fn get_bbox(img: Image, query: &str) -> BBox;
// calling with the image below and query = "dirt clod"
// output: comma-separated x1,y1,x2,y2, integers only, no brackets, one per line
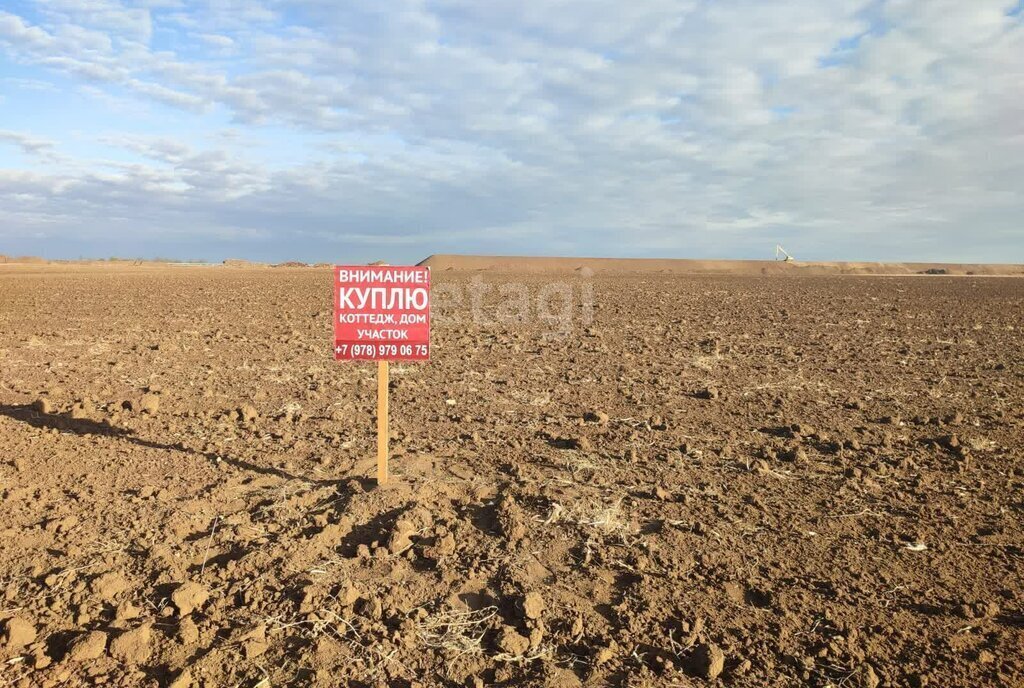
690,642,725,679
521,591,546,620
858,664,881,688
171,581,210,616
594,643,617,666
177,617,200,645
423,533,457,560
497,626,531,655
91,571,130,601
2,616,36,648
387,517,417,554
699,386,720,400
497,495,528,545
109,622,153,664
66,630,108,662
237,403,259,422
168,669,193,688
138,393,160,415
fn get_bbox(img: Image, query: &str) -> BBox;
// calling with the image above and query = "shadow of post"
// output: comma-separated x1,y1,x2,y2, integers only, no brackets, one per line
0,403,325,483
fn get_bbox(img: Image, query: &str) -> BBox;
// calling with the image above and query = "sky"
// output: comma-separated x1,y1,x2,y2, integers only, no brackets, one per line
0,0,1022,264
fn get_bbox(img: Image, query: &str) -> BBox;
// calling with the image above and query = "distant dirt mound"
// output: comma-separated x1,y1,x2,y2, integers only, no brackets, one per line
222,259,262,267
0,255,48,264
417,254,1024,276
274,261,310,268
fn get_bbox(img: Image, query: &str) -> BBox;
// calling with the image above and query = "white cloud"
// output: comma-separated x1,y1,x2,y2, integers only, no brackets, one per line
0,129,58,157
0,1,1021,261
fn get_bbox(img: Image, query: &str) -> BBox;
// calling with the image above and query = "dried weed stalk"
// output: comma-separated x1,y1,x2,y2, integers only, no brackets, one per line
416,606,497,659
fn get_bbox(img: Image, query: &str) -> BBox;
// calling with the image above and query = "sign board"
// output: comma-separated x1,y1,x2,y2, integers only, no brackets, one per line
333,265,431,361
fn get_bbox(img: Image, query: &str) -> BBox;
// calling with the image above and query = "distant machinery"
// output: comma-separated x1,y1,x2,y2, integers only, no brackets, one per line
775,245,794,262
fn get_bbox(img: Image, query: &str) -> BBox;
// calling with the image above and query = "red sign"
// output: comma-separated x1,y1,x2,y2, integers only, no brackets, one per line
333,265,431,361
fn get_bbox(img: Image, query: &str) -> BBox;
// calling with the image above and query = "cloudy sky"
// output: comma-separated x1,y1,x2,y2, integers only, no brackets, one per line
1,1,1022,263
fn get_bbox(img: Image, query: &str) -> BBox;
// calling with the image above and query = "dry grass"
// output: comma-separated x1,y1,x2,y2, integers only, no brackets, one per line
493,644,554,663
540,496,633,537
415,606,497,659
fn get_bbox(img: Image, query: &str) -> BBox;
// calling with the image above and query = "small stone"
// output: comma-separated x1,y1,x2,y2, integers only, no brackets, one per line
171,581,209,616
521,591,545,620
67,631,108,662
138,394,160,415
654,484,672,500
583,410,609,424
237,404,259,422
33,398,54,414
2,617,36,648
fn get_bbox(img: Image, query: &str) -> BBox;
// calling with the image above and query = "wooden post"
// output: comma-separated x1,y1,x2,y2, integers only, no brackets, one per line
377,359,389,485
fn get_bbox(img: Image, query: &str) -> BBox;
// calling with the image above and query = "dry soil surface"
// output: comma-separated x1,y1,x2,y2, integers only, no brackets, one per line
1,265,1022,688
418,254,1024,276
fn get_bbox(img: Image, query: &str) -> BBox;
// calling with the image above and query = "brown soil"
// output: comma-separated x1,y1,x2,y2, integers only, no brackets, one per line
1,264,1022,687
418,254,1024,276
